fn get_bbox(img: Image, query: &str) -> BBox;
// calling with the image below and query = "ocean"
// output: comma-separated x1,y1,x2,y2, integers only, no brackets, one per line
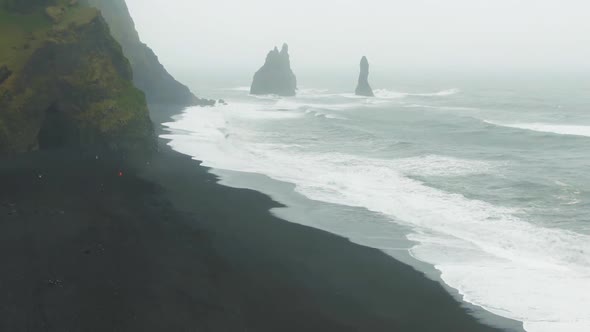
161,71,590,332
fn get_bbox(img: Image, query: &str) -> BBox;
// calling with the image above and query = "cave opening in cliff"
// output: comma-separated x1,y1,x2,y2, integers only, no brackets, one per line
38,103,78,150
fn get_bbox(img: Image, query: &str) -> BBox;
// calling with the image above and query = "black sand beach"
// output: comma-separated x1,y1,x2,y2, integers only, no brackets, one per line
0,106,524,332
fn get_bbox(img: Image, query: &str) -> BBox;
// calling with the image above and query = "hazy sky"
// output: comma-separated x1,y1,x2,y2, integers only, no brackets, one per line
125,0,590,74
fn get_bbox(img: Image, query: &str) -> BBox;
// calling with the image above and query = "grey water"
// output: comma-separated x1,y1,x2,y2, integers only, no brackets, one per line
163,70,590,332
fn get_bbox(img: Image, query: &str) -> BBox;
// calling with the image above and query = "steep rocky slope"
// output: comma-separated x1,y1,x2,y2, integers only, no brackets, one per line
0,0,153,153
84,0,212,106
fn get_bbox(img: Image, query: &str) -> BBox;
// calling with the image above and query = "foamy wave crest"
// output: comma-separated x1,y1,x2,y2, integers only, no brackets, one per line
423,88,460,97
374,88,460,99
297,88,330,96
273,98,358,112
486,121,590,138
163,106,590,332
395,155,498,177
224,86,251,92
404,104,479,111
373,89,408,99
250,94,284,100
303,108,347,120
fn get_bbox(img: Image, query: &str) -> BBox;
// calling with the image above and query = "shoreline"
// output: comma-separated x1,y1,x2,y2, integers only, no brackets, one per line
193,163,526,331
0,104,525,331
152,104,526,331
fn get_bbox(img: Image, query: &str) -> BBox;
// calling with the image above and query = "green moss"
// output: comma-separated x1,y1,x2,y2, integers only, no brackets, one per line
56,6,97,28
0,4,97,83
0,10,51,75
0,3,153,153
79,82,147,133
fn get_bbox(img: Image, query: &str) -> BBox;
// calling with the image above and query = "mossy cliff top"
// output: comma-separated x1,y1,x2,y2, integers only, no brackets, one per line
0,0,153,153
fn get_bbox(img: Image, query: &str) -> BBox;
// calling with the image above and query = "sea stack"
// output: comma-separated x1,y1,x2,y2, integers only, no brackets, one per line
250,43,297,96
355,56,374,97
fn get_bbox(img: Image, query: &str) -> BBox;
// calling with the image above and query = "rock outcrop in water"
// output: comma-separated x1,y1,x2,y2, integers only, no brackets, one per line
250,43,297,96
355,56,374,97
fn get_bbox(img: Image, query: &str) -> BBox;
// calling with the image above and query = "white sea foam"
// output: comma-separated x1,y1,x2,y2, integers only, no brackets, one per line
273,98,355,112
404,104,479,111
424,88,461,97
163,105,590,332
486,121,590,138
252,87,460,100
303,108,347,120
374,88,460,99
395,155,499,177
298,88,330,96
218,100,305,120
224,86,251,91
373,89,408,99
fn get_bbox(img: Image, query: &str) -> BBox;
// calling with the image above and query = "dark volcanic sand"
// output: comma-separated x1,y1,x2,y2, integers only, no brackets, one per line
0,106,525,332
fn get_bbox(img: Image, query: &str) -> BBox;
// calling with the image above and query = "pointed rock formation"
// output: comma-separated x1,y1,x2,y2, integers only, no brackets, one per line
250,43,297,96
355,56,374,97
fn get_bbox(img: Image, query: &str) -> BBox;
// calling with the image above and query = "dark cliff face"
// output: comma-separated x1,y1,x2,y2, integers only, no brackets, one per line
250,43,297,97
355,56,374,97
0,1,153,153
84,0,212,106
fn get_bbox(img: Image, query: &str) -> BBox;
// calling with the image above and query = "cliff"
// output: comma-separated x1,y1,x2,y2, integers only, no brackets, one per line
355,56,374,97
250,43,297,96
0,0,153,153
84,0,213,106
